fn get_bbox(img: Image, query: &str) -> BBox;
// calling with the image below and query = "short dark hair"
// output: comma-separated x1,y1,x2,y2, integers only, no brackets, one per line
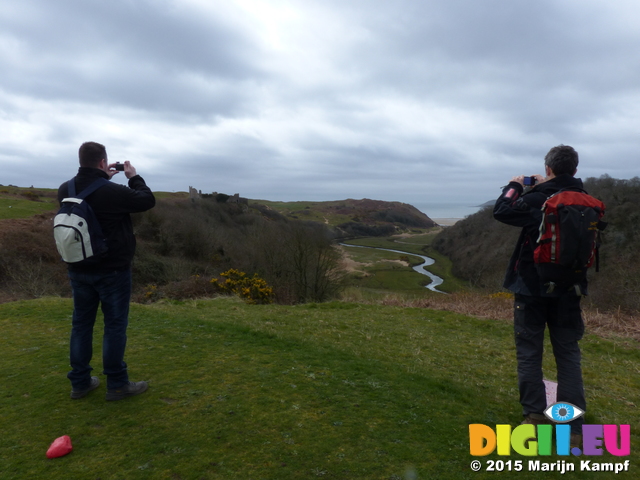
78,142,107,168
544,145,579,176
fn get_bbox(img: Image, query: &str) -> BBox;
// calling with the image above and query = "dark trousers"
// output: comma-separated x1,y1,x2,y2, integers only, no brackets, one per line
514,293,585,434
67,269,132,390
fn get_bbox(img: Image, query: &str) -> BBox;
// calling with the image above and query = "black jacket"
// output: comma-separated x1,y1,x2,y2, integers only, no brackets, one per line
58,167,155,272
493,174,588,297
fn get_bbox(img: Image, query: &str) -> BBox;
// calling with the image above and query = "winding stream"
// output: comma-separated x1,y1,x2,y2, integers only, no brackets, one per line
341,243,446,294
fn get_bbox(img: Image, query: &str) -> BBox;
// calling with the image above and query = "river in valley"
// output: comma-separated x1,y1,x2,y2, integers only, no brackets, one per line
341,243,446,294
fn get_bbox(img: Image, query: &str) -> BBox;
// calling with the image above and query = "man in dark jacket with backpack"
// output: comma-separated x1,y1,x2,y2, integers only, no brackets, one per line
493,145,588,448
58,141,155,401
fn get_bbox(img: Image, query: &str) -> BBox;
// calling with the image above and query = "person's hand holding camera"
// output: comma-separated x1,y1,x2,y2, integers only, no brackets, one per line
122,161,137,179
108,161,138,179
510,174,546,187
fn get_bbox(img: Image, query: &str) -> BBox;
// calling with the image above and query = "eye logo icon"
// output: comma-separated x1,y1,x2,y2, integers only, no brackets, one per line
544,402,585,423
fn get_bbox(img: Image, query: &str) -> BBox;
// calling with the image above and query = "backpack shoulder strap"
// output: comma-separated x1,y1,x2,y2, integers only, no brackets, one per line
67,178,76,197
67,178,109,200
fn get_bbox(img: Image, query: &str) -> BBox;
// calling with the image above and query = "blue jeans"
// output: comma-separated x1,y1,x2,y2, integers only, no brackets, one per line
68,269,132,390
514,293,586,434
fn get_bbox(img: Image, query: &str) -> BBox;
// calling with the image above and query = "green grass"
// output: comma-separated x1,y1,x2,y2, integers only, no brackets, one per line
0,196,57,219
253,200,355,226
1,297,638,479
0,187,188,220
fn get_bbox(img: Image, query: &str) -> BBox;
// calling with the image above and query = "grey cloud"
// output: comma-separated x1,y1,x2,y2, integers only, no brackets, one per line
324,0,640,137
4,0,259,77
1,0,264,117
2,0,640,217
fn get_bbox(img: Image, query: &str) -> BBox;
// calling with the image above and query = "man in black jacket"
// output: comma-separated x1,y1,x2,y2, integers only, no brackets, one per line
493,145,586,447
58,142,155,401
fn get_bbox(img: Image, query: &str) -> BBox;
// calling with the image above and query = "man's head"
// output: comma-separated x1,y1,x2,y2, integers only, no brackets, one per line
544,145,578,177
79,142,108,169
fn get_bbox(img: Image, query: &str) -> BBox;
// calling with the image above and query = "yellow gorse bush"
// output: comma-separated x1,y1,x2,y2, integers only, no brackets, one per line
138,270,274,304
488,291,514,300
144,284,160,301
212,269,274,304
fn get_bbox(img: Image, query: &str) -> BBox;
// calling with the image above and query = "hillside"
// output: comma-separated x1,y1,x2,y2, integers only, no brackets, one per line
0,186,438,304
0,185,435,234
253,198,437,235
0,184,439,302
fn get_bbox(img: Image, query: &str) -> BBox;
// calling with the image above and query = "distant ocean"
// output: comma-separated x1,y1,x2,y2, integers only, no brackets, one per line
412,202,488,220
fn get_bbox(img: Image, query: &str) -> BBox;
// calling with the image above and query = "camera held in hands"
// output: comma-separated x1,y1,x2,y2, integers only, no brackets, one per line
115,162,125,171
523,176,537,186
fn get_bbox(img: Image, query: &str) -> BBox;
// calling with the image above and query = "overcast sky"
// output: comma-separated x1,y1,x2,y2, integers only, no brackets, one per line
1,0,639,218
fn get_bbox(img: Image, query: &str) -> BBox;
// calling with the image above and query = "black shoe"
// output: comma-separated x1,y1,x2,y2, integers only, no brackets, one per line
106,381,149,401
71,376,100,399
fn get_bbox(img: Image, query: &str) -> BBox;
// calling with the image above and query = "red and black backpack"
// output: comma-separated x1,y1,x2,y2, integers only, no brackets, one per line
533,188,606,294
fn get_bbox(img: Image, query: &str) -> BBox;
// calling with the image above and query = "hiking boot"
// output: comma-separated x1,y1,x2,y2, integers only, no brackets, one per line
521,413,552,426
571,433,583,449
71,376,100,399
106,381,149,401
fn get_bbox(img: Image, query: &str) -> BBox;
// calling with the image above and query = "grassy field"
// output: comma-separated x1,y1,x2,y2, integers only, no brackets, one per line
0,186,187,220
0,187,58,219
1,297,638,479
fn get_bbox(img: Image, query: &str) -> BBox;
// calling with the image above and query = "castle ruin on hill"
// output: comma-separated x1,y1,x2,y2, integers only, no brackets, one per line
188,187,248,205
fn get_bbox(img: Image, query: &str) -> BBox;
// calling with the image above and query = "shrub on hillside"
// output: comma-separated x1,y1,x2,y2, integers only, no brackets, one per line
136,270,274,304
132,197,345,304
337,221,396,238
372,209,433,227
21,191,41,201
432,206,517,290
0,215,69,300
214,269,274,304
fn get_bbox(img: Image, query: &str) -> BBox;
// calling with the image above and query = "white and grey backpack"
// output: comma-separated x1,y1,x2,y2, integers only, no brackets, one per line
53,178,108,264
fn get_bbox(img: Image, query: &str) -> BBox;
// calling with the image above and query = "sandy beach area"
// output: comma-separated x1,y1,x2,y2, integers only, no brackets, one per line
432,218,462,226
